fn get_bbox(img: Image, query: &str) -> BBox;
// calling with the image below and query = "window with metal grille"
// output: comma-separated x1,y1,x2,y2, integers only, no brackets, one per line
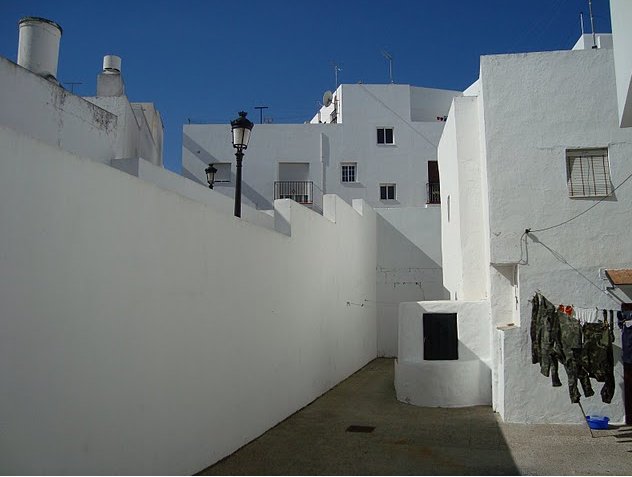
377,127,394,144
341,163,357,183
566,148,612,198
380,183,396,200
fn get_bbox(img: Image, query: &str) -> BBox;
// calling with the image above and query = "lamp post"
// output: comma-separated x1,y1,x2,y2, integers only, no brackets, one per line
230,111,254,217
205,163,217,189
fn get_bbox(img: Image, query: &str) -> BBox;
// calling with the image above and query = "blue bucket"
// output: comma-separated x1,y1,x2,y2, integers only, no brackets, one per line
586,415,609,430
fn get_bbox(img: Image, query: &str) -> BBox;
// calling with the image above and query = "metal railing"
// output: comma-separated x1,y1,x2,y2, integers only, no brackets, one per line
427,182,441,204
274,181,313,205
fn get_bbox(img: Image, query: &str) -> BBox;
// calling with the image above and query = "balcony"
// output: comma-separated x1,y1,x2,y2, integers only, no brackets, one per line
426,182,440,204
274,181,324,213
274,181,313,205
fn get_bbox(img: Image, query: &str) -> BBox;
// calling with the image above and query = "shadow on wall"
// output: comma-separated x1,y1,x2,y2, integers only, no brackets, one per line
182,133,273,210
376,213,448,358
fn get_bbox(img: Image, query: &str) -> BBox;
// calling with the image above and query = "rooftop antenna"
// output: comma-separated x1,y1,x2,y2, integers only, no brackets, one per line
588,0,597,48
254,106,268,124
333,61,342,90
579,11,585,36
381,49,394,84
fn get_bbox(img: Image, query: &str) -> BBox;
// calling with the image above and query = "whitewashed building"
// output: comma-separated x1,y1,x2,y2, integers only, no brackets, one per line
183,83,460,356
0,16,380,474
396,29,632,423
1,17,163,169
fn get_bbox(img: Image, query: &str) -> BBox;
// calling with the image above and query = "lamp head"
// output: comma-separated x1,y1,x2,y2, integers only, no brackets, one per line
231,111,254,151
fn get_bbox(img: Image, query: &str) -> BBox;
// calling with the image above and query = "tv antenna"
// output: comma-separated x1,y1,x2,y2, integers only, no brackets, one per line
588,0,597,48
332,61,343,89
381,49,394,84
254,106,269,124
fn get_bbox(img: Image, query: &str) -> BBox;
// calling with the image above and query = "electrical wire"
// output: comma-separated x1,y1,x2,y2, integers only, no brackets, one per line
528,169,632,233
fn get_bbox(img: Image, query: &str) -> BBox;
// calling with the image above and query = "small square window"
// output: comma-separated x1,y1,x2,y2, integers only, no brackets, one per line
377,127,394,145
214,163,232,183
341,163,357,183
380,183,396,200
566,148,612,198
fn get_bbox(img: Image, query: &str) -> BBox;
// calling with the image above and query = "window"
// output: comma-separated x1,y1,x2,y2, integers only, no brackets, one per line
380,183,396,200
214,163,231,183
423,313,458,360
341,163,357,183
377,127,394,144
566,148,612,198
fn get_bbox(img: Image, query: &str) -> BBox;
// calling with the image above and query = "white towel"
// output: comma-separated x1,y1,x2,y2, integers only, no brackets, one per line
574,307,599,325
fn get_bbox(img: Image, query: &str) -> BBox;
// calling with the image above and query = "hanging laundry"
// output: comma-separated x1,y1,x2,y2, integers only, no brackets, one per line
530,292,616,404
574,306,600,325
580,322,615,404
555,312,594,403
530,293,562,387
618,310,632,365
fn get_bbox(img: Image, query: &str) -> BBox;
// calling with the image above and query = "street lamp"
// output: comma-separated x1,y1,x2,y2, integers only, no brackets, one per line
230,111,254,217
205,163,217,189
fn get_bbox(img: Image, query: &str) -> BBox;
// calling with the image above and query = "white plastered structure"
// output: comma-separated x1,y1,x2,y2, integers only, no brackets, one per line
397,35,632,423
183,84,458,356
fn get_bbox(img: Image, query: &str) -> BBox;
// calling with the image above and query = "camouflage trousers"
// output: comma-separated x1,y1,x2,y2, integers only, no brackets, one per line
530,294,562,387
581,322,615,404
556,313,594,403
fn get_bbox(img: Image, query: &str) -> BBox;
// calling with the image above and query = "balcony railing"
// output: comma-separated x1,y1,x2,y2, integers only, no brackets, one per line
427,182,440,204
274,181,313,205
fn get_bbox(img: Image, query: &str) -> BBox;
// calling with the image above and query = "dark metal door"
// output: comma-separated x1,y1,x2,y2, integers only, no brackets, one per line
423,313,458,360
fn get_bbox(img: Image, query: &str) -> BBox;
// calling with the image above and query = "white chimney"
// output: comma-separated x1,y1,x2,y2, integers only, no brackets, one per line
97,55,125,96
103,55,121,73
17,16,63,81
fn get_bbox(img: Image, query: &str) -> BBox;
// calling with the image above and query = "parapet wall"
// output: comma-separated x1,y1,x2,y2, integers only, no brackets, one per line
0,125,378,474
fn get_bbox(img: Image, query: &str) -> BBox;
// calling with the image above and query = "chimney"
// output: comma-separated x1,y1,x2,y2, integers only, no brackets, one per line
97,55,125,96
17,16,63,81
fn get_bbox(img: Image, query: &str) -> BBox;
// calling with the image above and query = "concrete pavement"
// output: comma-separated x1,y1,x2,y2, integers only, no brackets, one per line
197,358,632,475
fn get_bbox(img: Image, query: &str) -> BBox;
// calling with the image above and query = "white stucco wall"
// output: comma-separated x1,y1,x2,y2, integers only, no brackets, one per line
375,207,447,357
610,0,632,127
438,96,488,301
0,56,116,162
183,84,460,358
395,300,492,407
477,47,632,423
182,84,458,210
0,125,378,474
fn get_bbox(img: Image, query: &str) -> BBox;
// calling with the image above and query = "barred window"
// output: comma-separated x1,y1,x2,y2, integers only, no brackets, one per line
341,163,357,183
566,148,612,198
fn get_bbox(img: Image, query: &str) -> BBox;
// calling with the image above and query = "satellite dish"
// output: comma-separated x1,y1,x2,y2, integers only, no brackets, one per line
323,90,333,107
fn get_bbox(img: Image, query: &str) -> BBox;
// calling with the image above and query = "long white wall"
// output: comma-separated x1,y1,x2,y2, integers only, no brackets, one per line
0,126,378,475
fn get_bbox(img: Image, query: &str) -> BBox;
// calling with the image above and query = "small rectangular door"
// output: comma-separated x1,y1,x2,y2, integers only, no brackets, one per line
423,313,458,360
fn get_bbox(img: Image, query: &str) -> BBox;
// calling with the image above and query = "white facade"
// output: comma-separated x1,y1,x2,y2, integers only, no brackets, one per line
397,34,632,423
183,84,458,355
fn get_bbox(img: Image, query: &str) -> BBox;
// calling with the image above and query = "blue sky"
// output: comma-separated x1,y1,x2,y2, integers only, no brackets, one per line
0,1,613,173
